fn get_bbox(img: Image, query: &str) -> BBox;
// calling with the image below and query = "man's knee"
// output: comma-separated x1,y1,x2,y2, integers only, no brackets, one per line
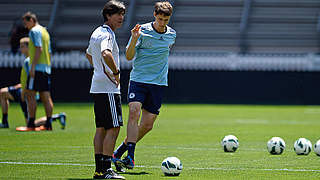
108,127,120,135
129,102,142,117
106,127,120,141
40,91,51,101
26,94,35,102
26,90,36,97
95,128,106,136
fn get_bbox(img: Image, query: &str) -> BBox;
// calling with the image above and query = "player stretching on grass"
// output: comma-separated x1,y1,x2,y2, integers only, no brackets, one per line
0,37,66,130
86,0,126,179
113,1,176,171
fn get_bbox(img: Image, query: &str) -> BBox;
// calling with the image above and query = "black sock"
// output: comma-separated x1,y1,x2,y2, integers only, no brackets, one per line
114,142,127,159
94,154,104,173
27,117,35,127
20,101,28,119
102,155,112,172
2,114,8,124
45,117,52,128
127,142,136,160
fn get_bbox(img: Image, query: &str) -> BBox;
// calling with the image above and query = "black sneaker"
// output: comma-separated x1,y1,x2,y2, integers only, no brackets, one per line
0,123,9,128
112,156,125,173
119,156,134,169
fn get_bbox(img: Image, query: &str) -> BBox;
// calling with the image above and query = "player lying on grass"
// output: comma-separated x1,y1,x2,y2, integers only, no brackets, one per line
0,37,66,130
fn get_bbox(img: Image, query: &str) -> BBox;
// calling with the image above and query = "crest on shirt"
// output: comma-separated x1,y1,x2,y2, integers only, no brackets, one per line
129,93,135,99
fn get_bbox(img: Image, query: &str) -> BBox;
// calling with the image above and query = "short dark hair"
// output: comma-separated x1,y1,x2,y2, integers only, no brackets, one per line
22,11,38,23
154,1,173,16
102,0,126,22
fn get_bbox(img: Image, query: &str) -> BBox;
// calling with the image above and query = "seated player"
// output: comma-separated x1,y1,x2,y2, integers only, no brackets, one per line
0,37,66,130
0,84,66,129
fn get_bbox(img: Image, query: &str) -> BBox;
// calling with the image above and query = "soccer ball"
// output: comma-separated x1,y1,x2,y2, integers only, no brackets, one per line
221,135,239,152
294,138,312,155
314,139,320,156
161,157,182,176
267,137,286,155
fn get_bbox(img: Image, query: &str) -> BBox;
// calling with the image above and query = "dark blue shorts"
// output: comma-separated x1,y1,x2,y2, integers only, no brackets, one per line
26,71,51,92
128,81,165,115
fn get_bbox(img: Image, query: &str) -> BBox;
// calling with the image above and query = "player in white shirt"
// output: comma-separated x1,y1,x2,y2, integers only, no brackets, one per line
85,0,126,179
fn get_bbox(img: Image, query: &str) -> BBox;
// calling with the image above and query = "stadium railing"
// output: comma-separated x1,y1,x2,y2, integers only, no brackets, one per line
1,51,320,72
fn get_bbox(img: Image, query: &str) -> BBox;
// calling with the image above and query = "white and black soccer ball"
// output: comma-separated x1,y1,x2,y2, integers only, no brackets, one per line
221,135,239,152
294,138,312,155
161,157,183,176
267,137,286,155
314,139,320,156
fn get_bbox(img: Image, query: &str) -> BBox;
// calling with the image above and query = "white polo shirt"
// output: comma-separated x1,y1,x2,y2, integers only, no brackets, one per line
87,24,120,94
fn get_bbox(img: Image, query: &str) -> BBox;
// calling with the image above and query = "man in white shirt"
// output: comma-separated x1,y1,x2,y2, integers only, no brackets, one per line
85,0,125,179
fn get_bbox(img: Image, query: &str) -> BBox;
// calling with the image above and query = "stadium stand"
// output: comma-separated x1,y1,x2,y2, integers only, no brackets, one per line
1,0,320,71
53,0,132,51
1,0,319,53
173,0,243,52
247,0,320,53
0,0,54,50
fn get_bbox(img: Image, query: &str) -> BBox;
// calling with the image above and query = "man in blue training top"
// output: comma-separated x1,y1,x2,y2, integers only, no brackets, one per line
113,1,176,171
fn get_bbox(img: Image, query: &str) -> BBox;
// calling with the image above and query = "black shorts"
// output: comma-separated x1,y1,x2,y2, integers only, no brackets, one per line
26,71,51,91
128,81,165,115
92,93,123,129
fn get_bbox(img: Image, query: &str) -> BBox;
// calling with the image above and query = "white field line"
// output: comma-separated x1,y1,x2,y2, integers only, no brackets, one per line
1,161,320,172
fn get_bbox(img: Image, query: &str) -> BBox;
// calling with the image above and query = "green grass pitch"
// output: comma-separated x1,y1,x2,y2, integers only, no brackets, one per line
0,103,320,179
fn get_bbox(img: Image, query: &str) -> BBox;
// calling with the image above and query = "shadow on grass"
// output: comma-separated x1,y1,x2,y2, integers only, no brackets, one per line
119,171,150,175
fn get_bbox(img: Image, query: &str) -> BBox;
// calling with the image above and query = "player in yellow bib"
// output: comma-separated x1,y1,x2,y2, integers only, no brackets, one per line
16,12,54,131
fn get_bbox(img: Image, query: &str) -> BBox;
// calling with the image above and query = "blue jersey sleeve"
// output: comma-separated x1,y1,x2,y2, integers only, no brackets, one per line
29,29,42,47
